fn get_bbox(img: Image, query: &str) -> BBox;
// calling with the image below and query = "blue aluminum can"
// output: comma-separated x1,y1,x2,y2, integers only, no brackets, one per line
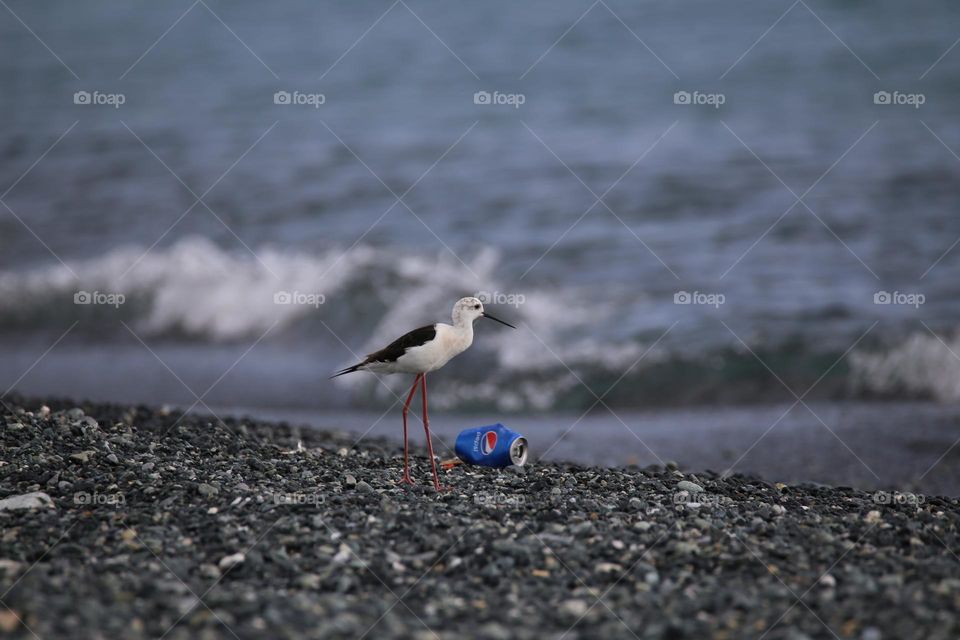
455,424,528,467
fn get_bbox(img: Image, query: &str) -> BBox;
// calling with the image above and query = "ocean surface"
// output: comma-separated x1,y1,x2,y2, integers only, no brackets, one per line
2,1,960,471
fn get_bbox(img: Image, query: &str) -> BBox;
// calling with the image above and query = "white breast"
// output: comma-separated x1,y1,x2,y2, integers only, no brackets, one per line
398,323,473,373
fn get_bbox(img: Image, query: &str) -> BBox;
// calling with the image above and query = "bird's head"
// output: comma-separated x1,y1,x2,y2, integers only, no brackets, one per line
452,297,515,329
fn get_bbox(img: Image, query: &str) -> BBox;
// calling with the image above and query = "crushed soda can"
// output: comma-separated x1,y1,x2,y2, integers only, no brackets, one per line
453,423,528,468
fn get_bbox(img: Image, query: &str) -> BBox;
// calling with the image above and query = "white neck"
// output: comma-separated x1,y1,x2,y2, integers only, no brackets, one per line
451,315,474,334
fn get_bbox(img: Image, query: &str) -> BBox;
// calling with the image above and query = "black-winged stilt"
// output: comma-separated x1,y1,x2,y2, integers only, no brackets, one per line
331,297,515,490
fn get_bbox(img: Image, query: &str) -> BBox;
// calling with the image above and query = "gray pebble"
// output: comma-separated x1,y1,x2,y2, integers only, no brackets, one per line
0,491,54,511
677,480,704,493
198,483,219,497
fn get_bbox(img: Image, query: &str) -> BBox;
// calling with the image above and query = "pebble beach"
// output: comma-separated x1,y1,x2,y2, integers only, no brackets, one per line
1,397,959,640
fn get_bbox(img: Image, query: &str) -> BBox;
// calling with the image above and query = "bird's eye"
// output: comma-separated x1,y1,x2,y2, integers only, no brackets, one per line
474,304,480,309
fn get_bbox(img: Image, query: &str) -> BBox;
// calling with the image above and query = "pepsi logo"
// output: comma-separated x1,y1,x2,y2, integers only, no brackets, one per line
480,430,498,455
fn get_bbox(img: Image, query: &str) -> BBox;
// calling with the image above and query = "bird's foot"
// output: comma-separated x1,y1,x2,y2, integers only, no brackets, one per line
432,483,451,493
396,475,416,487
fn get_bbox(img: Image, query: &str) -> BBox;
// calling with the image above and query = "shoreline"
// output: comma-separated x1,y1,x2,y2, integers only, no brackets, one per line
1,396,959,639
179,399,960,496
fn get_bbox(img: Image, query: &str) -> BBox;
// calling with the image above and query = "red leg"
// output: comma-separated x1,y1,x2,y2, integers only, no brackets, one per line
420,373,447,491
398,374,421,486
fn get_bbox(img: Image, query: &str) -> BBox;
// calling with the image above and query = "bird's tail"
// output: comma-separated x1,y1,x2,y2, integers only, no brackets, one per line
329,362,364,379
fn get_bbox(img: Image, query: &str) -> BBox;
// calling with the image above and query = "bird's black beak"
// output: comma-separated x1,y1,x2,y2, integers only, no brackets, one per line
482,312,516,329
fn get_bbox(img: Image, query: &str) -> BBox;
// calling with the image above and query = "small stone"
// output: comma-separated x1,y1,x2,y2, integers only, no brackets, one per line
106,453,119,464
70,451,94,463
0,610,19,633
218,553,245,571
198,483,219,497
332,544,352,564
199,564,220,579
677,480,704,493
344,474,357,487
861,628,882,640
595,562,622,574
674,541,699,554
666,461,680,471
820,574,837,588
0,559,23,576
559,599,589,618
141,462,155,472
296,573,322,589
478,622,511,640
0,492,54,511
356,481,373,492
66,408,85,420
865,510,882,524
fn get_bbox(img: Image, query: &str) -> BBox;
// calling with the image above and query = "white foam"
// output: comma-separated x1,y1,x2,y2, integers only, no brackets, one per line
1,236,377,340
851,330,960,402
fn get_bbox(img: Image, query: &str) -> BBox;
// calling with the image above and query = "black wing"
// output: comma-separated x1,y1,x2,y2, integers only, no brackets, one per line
330,324,437,378
365,324,437,363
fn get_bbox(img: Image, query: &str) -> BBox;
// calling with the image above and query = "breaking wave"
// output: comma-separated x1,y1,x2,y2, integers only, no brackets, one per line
3,236,959,410
850,330,960,403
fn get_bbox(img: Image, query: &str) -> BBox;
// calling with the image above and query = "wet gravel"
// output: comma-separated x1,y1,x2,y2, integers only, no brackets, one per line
1,396,959,640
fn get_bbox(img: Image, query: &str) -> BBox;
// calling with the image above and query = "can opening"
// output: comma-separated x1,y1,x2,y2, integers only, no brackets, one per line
510,437,528,466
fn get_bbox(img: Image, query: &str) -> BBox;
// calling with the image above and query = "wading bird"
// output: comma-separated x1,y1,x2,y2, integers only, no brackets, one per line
331,297,515,490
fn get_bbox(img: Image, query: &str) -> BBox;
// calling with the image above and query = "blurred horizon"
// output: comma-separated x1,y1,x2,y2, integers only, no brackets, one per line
2,0,960,416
